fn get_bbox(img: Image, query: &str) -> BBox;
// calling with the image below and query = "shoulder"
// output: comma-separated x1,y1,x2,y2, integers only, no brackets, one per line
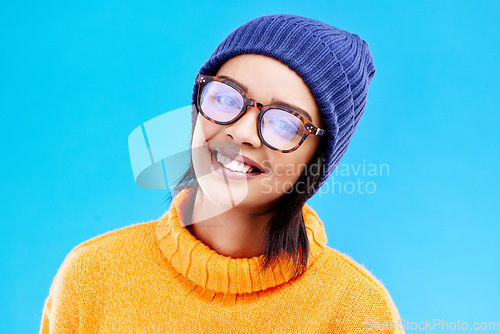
311,246,403,333
50,220,157,291
41,221,158,332
68,221,155,260
71,220,156,254
322,246,396,297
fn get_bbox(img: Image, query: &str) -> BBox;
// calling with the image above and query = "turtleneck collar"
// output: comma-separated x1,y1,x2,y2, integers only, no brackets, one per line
155,188,327,294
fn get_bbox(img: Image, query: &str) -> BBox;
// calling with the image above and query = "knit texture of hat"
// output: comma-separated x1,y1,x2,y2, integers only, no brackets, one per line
191,14,376,197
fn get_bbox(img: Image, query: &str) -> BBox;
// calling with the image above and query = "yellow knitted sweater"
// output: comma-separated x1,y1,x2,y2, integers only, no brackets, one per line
40,188,404,333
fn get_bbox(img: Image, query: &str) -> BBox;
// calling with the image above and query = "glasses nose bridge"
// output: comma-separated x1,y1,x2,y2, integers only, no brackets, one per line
246,98,264,111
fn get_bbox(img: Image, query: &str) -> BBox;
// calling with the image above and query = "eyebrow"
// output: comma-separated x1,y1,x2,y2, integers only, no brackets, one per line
217,74,314,122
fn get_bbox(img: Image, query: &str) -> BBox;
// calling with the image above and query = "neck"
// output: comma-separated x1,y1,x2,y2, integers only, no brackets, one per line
186,188,275,258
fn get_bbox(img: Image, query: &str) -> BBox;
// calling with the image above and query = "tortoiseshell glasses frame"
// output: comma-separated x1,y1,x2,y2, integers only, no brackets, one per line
195,74,327,153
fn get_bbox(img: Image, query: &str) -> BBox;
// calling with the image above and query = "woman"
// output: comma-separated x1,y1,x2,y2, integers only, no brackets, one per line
40,14,404,334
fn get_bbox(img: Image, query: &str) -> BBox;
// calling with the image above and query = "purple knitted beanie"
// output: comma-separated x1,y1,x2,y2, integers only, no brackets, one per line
191,14,376,196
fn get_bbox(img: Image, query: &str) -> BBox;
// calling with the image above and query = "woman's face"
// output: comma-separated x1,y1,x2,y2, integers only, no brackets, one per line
191,54,324,212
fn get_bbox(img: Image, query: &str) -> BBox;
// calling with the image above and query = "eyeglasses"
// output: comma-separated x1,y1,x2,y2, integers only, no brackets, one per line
195,74,326,153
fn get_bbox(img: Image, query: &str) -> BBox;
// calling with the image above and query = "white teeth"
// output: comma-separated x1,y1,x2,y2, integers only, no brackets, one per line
215,150,253,173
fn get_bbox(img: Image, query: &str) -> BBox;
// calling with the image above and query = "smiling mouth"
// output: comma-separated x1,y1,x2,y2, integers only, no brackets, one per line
210,149,263,175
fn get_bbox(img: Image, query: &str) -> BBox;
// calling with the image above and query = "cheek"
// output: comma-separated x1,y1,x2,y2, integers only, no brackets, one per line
270,156,308,181
192,115,223,149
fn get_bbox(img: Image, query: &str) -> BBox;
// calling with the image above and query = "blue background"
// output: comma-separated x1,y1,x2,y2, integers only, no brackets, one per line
1,1,498,332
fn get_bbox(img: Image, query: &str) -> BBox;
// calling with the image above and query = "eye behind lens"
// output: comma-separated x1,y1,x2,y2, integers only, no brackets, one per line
260,108,304,151
200,81,244,123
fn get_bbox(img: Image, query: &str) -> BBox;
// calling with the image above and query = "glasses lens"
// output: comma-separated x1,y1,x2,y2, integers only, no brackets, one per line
200,81,244,123
261,108,305,151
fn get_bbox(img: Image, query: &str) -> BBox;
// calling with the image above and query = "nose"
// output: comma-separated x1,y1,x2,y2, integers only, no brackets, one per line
224,106,262,149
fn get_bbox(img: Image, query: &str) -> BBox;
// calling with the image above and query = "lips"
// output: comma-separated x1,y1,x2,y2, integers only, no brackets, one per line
209,146,265,173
